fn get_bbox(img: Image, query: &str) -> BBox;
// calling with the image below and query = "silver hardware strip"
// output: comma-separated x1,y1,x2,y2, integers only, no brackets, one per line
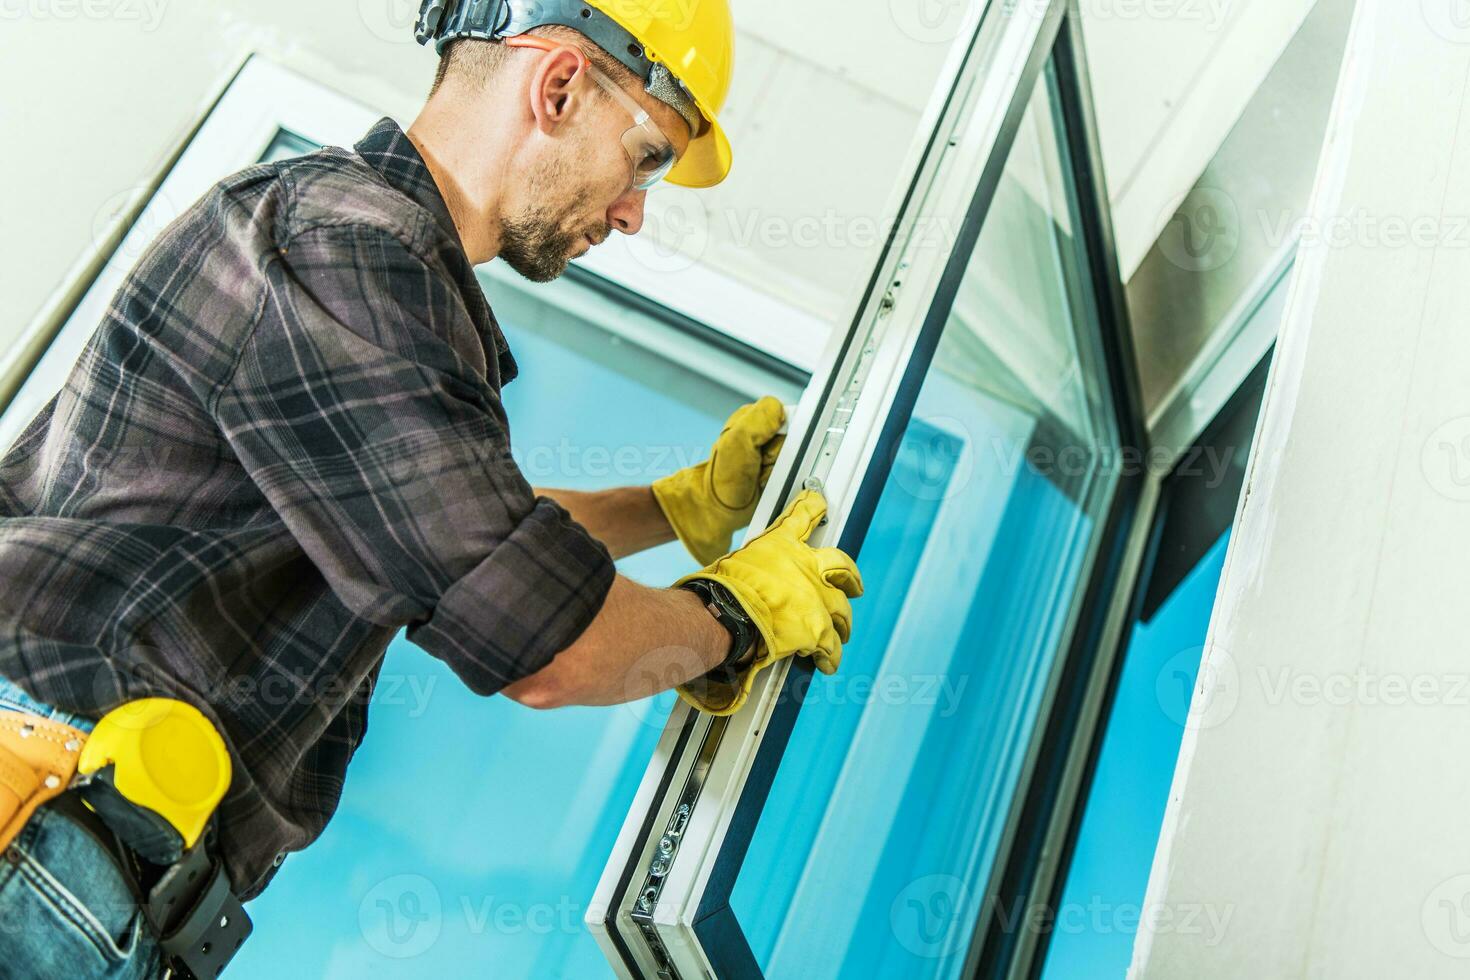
628,716,732,978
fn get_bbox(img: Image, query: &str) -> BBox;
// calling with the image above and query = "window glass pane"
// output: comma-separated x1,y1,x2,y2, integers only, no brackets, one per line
260,128,318,163
1040,345,1271,980
1039,530,1230,980
727,62,1120,980
237,273,803,977
217,130,807,977
3,121,807,978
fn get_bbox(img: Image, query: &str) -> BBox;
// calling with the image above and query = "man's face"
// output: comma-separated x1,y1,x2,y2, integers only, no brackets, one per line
499,69,693,283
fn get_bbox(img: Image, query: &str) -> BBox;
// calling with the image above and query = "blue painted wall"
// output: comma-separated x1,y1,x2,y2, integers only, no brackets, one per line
1039,531,1231,980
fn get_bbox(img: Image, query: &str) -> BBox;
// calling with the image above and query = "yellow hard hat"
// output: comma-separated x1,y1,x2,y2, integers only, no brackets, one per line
584,0,734,188
416,0,736,188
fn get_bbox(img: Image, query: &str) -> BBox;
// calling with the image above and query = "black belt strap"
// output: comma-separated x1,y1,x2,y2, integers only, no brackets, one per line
47,793,252,978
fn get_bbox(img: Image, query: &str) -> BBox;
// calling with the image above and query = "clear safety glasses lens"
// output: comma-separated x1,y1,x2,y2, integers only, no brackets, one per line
587,65,679,191
622,127,677,190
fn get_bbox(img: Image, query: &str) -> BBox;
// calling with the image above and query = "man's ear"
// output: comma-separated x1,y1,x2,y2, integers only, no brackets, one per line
527,47,590,136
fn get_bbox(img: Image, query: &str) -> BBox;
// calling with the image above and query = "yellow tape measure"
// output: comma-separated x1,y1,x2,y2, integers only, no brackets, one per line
77,698,230,852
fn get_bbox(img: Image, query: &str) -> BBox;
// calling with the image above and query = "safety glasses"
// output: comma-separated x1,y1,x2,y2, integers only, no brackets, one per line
506,35,679,191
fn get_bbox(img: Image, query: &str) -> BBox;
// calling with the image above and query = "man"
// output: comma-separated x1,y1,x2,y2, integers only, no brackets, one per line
0,1,861,975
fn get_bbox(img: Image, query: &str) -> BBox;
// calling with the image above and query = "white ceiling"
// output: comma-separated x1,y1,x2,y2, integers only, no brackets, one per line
631,0,1323,359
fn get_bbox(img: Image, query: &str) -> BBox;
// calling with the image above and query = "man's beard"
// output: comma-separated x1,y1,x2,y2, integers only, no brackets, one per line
500,167,596,283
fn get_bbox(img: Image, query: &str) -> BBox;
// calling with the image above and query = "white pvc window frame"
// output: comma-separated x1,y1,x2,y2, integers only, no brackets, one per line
0,30,1220,980
0,57,380,454
583,2,1143,977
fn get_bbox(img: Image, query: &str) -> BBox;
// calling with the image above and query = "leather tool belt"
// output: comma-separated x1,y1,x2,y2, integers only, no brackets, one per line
0,704,251,978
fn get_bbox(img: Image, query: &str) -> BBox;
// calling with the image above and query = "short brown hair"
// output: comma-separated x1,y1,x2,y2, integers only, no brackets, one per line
429,26,637,97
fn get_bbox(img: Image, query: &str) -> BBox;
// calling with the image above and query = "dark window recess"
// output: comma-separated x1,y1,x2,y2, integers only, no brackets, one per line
1139,352,1271,622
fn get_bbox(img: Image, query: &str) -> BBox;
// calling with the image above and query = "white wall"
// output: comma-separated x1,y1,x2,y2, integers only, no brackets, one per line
1080,0,1320,278
1134,0,1470,974
0,0,1321,365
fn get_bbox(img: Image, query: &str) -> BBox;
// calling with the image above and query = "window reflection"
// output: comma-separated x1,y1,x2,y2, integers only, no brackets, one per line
729,63,1119,980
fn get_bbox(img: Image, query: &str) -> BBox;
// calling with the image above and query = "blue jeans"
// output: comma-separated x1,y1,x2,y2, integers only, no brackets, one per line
0,675,165,978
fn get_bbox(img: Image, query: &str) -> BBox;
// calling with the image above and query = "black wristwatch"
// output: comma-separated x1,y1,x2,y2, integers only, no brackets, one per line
681,578,759,683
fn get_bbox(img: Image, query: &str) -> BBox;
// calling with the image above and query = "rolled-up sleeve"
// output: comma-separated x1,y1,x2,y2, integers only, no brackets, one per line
213,222,614,694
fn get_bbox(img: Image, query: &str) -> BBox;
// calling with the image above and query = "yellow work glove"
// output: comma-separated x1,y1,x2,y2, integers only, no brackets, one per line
653,397,786,566
675,490,864,716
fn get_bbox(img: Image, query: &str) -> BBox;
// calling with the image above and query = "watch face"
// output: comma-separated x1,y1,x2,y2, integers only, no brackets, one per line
685,580,755,669
708,583,749,625
723,596,752,627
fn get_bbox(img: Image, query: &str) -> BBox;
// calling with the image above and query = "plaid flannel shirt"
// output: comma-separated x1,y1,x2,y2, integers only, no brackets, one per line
0,118,616,898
